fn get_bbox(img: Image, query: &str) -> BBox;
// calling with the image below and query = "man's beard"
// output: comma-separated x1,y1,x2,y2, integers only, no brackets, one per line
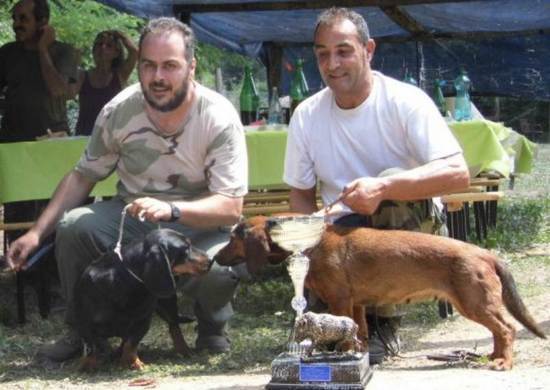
142,78,190,113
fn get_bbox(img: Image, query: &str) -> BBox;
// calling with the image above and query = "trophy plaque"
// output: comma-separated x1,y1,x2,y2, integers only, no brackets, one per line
265,216,373,389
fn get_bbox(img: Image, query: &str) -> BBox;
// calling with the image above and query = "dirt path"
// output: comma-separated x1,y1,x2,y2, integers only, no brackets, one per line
7,292,547,389
156,291,550,389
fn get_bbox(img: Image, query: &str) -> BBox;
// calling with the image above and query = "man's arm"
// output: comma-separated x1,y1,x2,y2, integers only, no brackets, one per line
289,186,318,214
37,25,75,98
340,153,470,215
7,170,95,270
127,193,243,228
113,30,138,85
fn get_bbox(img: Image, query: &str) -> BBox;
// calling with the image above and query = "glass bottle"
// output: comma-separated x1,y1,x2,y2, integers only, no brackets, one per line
290,61,305,116
453,68,472,121
297,58,309,98
239,65,259,125
267,86,282,125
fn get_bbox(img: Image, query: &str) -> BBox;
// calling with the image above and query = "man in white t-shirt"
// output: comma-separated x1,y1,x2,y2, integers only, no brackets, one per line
8,18,247,361
284,7,470,364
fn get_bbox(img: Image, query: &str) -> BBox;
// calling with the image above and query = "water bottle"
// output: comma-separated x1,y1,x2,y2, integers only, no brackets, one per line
239,65,259,125
267,86,282,125
453,69,472,121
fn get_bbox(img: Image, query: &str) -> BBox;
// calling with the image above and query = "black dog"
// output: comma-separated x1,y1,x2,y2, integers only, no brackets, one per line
74,228,211,371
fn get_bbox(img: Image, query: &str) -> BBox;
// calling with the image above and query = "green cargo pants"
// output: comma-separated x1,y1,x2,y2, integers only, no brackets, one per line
55,197,240,338
333,168,447,317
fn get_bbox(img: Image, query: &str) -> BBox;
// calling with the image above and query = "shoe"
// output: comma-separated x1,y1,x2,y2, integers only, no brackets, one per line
376,316,401,356
366,314,402,365
367,333,387,365
195,334,230,353
38,329,82,362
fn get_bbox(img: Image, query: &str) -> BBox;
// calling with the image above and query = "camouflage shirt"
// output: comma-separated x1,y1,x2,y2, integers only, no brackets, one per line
75,82,248,202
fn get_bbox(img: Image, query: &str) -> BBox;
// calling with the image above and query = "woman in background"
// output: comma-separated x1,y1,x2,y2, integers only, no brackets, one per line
74,30,137,135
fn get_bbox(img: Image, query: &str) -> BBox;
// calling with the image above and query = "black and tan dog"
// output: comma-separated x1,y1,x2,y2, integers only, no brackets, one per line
74,228,211,371
214,216,546,370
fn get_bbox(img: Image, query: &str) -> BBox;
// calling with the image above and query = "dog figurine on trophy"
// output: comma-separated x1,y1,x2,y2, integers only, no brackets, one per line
266,216,372,389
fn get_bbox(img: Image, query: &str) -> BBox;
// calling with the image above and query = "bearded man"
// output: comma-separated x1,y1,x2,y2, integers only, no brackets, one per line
7,17,248,361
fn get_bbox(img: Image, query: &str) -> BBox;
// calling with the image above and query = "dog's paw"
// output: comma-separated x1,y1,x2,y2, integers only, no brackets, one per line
127,357,145,371
130,357,145,370
488,358,512,371
119,354,146,370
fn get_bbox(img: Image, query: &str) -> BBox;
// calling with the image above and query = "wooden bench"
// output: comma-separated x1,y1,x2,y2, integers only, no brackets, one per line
441,178,504,242
1,178,505,324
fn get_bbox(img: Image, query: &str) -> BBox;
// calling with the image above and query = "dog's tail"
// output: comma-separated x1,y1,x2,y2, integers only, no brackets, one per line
496,260,546,338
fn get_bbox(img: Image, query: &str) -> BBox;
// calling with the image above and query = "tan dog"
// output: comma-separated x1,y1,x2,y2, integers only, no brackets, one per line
214,216,546,370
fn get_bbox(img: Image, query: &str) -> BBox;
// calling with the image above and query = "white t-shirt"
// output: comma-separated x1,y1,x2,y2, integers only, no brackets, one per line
76,82,248,202
284,71,463,206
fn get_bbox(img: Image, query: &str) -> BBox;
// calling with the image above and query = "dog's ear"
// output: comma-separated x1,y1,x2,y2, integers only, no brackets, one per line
142,242,177,298
233,222,248,240
158,230,192,265
244,229,271,275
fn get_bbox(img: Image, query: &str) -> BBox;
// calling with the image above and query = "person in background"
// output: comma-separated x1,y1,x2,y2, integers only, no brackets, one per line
0,0,78,142
7,17,248,362
283,7,470,365
73,30,137,135
0,0,79,250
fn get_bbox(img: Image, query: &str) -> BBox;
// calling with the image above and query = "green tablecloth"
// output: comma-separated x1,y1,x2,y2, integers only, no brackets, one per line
0,137,117,204
0,132,289,204
449,119,536,178
0,120,536,204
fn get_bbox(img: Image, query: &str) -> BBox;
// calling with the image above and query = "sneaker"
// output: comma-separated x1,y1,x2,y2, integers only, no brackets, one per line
38,329,82,362
195,334,230,353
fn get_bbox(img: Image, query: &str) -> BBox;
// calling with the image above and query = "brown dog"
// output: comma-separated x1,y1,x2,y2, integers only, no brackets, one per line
214,216,546,370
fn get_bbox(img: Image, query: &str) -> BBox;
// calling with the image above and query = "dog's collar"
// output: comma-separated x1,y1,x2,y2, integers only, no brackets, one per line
160,246,177,291
114,248,146,285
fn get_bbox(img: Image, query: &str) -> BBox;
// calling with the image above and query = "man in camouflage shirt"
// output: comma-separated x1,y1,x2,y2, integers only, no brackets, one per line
7,18,247,361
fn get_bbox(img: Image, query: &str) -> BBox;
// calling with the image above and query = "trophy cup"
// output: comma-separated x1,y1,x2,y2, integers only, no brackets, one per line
265,216,372,389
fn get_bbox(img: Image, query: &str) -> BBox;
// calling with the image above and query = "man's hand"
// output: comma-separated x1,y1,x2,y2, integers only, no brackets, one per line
127,197,173,223
6,231,40,272
339,177,387,215
37,24,56,51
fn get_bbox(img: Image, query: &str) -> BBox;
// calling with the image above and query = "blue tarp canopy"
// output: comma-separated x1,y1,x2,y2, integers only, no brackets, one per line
95,0,550,100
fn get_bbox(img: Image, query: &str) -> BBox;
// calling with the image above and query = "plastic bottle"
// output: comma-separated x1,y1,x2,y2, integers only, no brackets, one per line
267,86,282,125
432,75,447,116
290,60,307,115
453,69,472,121
239,65,259,125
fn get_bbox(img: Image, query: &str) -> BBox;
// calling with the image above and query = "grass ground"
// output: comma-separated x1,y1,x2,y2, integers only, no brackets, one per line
1,145,549,389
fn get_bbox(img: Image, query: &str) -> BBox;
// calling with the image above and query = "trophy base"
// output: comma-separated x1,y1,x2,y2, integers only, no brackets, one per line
266,351,372,389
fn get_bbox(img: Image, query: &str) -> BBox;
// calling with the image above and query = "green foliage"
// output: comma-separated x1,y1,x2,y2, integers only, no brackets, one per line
484,198,548,251
0,0,262,97
50,0,143,69
0,1,16,44
0,0,143,71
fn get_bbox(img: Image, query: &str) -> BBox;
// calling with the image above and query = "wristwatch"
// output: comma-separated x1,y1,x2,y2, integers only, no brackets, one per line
168,202,181,223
